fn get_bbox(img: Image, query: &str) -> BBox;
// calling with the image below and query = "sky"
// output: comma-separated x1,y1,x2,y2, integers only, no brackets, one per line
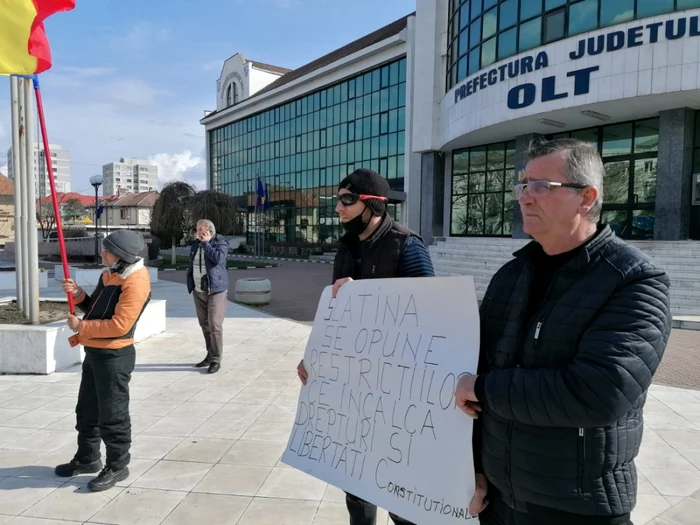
0,0,414,195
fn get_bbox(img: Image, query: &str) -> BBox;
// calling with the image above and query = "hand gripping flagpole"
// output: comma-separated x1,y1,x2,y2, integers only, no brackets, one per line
29,75,75,315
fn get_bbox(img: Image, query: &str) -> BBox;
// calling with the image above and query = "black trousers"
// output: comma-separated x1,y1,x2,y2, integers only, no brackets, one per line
74,346,135,471
479,488,633,525
346,492,416,525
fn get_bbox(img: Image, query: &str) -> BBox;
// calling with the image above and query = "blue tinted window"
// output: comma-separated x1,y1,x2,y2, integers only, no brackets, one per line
637,0,673,17
498,28,517,59
569,0,599,36
499,0,518,29
600,0,633,27
519,17,541,51
520,0,542,20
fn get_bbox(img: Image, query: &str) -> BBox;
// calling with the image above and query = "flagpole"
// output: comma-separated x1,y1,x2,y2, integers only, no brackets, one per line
18,79,31,317
10,77,24,312
32,75,75,315
23,78,40,324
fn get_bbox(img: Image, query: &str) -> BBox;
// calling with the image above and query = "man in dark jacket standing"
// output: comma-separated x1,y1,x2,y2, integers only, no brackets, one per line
297,168,435,525
455,138,672,524
187,219,229,374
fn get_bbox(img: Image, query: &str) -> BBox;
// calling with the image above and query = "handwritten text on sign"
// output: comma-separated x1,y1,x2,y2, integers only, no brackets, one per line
281,277,481,524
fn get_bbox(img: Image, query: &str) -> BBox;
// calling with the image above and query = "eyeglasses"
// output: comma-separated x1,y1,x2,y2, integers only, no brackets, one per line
514,180,587,200
336,193,388,206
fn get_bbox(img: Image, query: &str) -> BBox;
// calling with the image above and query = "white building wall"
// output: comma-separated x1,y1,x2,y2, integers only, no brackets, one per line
249,66,283,95
412,0,448,153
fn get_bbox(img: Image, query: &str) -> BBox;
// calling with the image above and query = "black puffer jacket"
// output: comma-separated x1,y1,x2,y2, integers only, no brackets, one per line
476,226,671,516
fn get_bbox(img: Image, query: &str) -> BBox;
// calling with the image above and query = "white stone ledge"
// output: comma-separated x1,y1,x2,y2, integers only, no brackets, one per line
55,265,159,285
0,271,48,290
0,298,167,375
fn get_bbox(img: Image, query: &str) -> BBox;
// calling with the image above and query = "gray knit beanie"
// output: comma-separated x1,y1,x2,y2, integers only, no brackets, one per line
102,230,145,264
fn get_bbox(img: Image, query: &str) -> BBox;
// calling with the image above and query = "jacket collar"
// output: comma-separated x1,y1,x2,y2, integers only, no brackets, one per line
514,224,614,271
113,258,144,279
338,213,394,251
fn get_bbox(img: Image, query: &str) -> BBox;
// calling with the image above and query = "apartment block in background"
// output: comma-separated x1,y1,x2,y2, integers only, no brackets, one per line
6,143,71,196
102,157,159,195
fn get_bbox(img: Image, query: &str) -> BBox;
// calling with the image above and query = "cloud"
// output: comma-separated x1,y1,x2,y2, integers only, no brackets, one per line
0,122,6,141
148,151,204,188
101,78,170,107
109,21,171,53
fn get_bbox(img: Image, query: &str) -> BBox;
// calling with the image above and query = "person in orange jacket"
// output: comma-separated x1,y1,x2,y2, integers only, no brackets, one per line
54,230,151,492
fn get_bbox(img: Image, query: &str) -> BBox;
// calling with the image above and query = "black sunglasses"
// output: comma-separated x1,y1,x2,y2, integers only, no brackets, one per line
336,193,388,206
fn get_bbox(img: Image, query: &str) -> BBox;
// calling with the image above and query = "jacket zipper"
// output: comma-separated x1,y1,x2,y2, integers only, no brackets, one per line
508,271,559,504
577,427,586,494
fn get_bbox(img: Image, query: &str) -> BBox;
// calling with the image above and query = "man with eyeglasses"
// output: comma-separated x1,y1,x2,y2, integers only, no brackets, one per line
454,138,671,525
296,168,436,525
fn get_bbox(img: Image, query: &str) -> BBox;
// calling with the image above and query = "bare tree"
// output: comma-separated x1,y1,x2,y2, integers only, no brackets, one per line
37,202,58,241
36,193,68,241
188,189,242,235
150,181,196,264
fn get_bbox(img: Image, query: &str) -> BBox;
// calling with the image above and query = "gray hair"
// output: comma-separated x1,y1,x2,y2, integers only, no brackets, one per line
524,138,604,222
196,219,216,235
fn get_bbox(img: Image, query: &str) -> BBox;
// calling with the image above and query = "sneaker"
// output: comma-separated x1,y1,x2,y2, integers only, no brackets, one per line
87,467,129,492
195,357,211,368
54,458,103,478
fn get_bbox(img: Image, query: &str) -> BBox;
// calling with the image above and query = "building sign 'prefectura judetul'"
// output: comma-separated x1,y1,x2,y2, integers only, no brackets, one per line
453,14,700,110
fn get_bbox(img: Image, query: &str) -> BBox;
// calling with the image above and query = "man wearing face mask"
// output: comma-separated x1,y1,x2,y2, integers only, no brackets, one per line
296,168,434,525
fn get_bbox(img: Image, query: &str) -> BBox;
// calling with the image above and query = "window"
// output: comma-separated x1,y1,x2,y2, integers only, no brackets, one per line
208,58,407,246
226,82,239,107
450,141,516,236
543,9,566,43
446,0,696,90
569,0,599,36
549,118,659,240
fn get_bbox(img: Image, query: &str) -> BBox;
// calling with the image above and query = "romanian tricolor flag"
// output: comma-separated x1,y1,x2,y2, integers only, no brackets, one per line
0,0,75,75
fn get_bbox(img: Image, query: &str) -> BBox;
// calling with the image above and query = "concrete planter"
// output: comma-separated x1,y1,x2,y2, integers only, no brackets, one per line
0,271,48,290
235,278,272,305
55,265,158,284
0,298,167,375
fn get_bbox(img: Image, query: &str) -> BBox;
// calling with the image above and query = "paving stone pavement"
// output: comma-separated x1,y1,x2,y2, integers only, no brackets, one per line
0,280,698,524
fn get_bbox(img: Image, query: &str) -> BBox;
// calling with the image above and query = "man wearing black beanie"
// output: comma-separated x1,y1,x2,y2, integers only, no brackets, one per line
296,168,433,525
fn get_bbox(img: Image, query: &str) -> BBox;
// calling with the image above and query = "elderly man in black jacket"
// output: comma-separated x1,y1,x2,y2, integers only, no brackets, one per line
456,138,672,525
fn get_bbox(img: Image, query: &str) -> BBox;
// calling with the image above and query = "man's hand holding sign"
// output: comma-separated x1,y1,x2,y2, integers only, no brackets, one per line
283,275,483,524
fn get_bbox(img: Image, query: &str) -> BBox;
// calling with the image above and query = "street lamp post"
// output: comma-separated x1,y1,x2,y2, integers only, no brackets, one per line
89,175,103,262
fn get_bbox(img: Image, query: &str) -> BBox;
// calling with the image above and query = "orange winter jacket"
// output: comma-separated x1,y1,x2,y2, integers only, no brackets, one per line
68,259,151,349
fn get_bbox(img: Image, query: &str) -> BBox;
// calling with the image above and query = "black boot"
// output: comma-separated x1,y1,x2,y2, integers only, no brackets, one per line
87,467,129,492
55,458,103,478
208,362,220,374
195,357,211,368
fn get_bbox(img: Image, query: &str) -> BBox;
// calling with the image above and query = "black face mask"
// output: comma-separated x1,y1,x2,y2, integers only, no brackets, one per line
342,209,371,236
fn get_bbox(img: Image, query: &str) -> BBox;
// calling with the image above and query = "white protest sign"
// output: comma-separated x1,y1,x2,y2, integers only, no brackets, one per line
281,276,481,524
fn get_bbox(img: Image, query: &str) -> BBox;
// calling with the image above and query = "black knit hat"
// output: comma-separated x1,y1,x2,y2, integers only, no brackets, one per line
338,168,390,216
102,230,145,264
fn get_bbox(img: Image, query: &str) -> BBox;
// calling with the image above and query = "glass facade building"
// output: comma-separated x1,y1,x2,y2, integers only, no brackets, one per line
449,118,660,239
208,57,408,245
446,0,700,89
208,58,406,244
